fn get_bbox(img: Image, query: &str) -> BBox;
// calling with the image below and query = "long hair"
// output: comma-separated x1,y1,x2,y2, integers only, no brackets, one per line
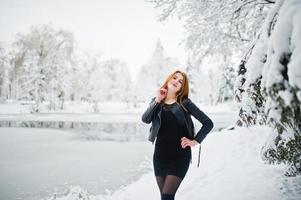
159,69,189,112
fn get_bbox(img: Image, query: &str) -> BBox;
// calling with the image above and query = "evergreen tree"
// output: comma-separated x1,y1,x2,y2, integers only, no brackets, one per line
236,0,301,176
134,39,179,102
216,57,236,103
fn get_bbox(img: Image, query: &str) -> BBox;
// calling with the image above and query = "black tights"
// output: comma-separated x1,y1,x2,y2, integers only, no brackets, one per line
155,175,183,200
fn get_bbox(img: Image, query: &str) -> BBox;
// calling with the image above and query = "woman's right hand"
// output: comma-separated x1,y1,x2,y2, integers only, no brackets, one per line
155,86,167,103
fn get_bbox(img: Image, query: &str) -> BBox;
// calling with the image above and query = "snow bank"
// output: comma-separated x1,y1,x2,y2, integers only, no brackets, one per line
49,125,301,200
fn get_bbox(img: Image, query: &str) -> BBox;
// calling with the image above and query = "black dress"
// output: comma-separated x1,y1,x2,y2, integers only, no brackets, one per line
153,102,192,179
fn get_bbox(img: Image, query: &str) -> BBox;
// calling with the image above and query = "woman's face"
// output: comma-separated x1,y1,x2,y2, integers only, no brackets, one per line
167,72,184,93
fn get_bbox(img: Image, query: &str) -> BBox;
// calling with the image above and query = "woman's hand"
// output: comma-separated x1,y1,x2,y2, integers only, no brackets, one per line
155,86,167,103
180,137,199,148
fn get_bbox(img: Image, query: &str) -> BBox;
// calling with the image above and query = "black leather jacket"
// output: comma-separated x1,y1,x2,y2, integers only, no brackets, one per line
141,97,214,167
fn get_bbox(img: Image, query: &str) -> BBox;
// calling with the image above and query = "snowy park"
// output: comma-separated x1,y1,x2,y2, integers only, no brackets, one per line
1,0,301,200
1,110,301,200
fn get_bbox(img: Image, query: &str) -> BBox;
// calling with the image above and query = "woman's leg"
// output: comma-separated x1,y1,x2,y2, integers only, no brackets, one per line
155,176,166,194
160,175,183,200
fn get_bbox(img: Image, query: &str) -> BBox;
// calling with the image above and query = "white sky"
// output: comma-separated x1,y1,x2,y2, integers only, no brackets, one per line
0,0,187,79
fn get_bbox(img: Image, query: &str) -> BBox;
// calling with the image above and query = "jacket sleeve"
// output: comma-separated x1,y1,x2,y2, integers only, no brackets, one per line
184,98,214,144
141,97,160,124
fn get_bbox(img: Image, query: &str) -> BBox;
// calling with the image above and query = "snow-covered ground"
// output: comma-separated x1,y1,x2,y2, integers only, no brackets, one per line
53,125,301,200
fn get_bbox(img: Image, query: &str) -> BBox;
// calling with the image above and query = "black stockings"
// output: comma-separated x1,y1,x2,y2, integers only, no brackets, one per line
155,175,183,200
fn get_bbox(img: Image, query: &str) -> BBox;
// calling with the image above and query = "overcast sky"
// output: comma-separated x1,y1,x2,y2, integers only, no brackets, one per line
0,0,187,79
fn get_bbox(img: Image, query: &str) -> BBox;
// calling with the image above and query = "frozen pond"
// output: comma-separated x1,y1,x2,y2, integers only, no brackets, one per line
0,128,153,200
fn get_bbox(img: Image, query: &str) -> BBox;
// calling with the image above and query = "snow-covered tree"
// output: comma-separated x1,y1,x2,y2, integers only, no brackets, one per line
185,55,198,100
134,39,180,102
10,24,75,112
77,56,132,112
0,43,10,102
216,56,236,103
186,54,212,103
72,53,102,112
148,0,273,65
235,0,301,176
148,0,271,106
91,58,132,103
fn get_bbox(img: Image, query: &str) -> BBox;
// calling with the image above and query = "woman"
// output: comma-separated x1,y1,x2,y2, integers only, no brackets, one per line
141,69,214,200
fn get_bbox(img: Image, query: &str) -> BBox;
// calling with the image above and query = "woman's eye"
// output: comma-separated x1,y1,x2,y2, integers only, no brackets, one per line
172,75,183,84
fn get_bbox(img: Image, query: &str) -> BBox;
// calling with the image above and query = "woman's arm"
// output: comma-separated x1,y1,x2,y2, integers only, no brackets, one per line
184,98,214,144
141,97,161,124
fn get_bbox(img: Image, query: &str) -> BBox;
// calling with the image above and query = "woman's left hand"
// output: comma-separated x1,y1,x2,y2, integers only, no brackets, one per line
180,137,199,148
